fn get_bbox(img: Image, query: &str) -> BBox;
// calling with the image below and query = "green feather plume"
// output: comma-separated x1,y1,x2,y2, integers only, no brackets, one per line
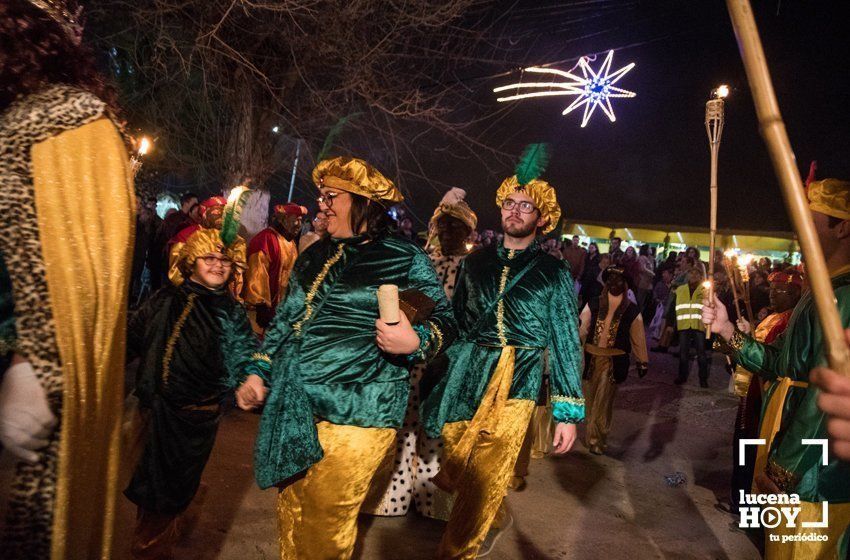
316,112,362,162
221,186,252,247
514,143,550,186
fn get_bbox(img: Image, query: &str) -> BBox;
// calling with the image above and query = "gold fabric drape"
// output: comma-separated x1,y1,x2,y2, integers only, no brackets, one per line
31,118,134,560
437,399,535,559
243,251,273,307
277,422,395,560
752,376,808,491
432,346,515,493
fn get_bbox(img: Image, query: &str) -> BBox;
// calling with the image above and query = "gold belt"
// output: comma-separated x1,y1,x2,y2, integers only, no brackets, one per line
753,376,808,490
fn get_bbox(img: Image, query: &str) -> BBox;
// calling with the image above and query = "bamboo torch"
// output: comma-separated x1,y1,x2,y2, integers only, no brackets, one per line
705,86,728,339
722,250,744,322
725,0,850,374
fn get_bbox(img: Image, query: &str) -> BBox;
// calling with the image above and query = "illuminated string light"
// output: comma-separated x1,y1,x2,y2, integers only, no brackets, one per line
494,50,636,128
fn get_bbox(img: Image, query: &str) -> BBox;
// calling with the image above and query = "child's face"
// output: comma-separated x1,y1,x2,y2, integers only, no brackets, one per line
192,252,232,289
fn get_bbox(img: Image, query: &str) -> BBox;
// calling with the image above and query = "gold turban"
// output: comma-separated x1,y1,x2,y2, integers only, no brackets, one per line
495,175,561,234
312,156,403,205
809,179,850,221
430,187,478,231
177,227,247,278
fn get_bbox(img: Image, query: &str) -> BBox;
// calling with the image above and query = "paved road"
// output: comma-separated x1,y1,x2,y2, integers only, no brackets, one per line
109,348,760,559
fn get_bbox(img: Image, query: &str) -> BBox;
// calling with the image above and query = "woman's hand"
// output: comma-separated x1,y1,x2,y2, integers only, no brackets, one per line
375,312,421,355
552,422,577,455
236,374,267,411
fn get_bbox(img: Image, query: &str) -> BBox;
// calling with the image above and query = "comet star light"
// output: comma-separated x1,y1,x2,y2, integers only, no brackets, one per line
494,50,636,128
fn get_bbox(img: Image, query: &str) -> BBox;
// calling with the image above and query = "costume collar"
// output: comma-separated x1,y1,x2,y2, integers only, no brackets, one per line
496,238,540,265
183,279,227,297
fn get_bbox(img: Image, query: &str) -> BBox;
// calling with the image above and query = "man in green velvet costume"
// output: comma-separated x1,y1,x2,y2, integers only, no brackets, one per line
422,155,584,559
703,178,850,559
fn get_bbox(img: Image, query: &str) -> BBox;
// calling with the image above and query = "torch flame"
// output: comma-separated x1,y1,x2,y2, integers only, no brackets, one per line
138,136,152,156
227,185,249,205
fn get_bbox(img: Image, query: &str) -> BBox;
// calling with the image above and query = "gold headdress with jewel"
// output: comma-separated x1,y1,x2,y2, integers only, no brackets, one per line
312,156,403,205
495,144,561,234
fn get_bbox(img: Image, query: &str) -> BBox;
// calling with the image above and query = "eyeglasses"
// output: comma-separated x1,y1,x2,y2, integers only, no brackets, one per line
501,199,536,214
317,192,340,209
200,255,233,268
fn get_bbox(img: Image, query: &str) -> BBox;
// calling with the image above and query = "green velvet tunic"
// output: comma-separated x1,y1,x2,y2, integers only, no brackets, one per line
125,281,258,514
736,270,850,502
249,234,457,489
422,240,585,438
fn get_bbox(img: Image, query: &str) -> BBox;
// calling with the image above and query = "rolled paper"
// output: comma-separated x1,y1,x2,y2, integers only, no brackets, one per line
377,284,400,325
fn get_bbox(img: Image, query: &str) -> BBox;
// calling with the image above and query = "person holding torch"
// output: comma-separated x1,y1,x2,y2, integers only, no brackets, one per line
702,179,850,557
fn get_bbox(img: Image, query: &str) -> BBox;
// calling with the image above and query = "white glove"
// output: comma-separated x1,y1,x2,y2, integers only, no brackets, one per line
0,361,58,463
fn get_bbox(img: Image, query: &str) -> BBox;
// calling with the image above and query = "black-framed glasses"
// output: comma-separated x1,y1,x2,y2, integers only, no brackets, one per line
200,255,233,268
501,199,536,214
317,191,340,209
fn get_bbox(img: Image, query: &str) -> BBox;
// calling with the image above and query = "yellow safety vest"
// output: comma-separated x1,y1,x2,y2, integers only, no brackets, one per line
675,283,705,331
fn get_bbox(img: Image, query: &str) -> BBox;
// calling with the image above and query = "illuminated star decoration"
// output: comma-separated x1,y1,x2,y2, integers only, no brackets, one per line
493,50,636,128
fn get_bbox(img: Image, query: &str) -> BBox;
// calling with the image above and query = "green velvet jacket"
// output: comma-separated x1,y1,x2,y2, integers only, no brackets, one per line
422,240,585,438
736,270,850,502
249,234,457,489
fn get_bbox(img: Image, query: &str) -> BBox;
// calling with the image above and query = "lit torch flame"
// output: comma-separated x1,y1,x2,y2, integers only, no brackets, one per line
138,136,152,156
227,185,249,205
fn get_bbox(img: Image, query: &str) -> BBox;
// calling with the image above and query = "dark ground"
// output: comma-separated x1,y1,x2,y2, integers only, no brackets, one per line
102,347,761,559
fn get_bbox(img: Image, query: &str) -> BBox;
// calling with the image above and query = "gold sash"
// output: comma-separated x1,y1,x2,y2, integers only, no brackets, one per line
432,346,515,493
753,376,808,491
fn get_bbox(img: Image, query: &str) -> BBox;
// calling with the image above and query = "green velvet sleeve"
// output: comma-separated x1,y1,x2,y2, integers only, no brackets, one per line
406,251,457,363
736,334,783,382
221,303,261,388
548,262,585,423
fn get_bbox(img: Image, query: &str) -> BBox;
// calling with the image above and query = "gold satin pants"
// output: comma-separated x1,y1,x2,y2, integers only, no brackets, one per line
583,356,617,450
764,501,850,560
277,421,396,560
437,399,535,559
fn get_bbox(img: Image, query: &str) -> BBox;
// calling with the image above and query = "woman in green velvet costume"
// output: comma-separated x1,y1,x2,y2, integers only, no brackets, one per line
235,156,457,560
124,227,257,558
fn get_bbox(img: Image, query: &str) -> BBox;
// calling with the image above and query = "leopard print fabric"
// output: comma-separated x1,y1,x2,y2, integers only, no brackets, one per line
0,84,106,558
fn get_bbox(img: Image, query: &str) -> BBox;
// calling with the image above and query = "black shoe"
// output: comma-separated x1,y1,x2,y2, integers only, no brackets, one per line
674,376,687,385
699,378,709,388
650,346,668,353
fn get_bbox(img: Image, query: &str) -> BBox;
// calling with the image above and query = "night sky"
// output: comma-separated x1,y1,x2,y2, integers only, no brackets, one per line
301,0,850,234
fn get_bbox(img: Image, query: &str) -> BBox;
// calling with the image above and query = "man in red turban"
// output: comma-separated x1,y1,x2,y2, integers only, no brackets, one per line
243,203,307,334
